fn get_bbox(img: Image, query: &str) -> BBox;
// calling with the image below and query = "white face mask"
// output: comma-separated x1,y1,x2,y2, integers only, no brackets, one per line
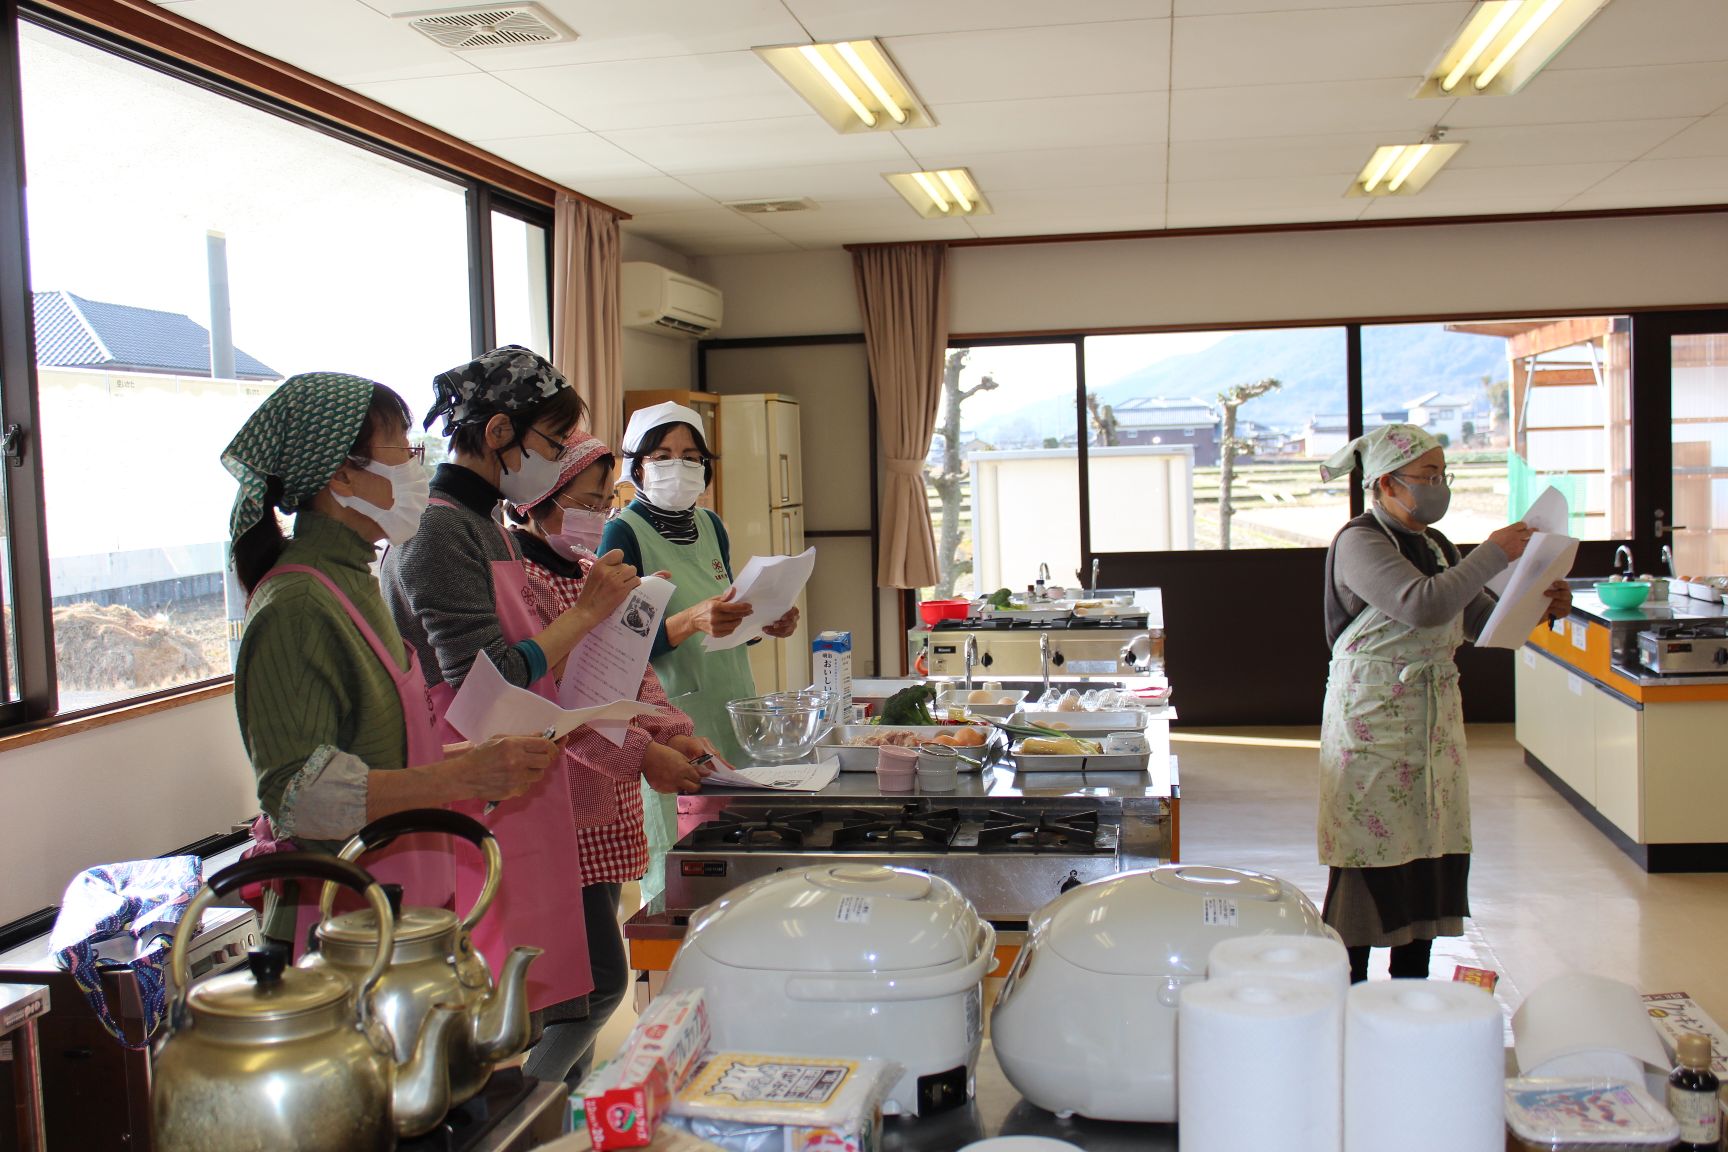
331,457,430,547
641,459,706,511
497,443,564,507
549,505,609,561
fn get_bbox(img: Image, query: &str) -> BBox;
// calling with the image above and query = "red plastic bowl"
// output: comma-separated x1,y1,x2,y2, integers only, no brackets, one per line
919,598,971,627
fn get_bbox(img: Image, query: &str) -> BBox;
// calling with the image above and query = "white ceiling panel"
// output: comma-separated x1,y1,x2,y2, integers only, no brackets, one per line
1569,155,1728,197
884,20,1170,105
167,0,477,85
785,0,1169,41
1445,119,1697,169
973,184,1166,226
675,161,902,203
600,117,910,172
956,145,1168,191
1166,172,1369,214
1172,78,1447,141
1442,62,1728,129
1171,5,1470,90
1649,111,1728,159
1354,194,1570,218
555,175,714,215
1165,201,1367,228
1545,0,1728,72
1169,131,1388,182
497,52,806,131
356,0,808,69
350,72,580,139
905,92,1170,158
1173,0,1457,13
467,131,661,183
1412,161,1625,199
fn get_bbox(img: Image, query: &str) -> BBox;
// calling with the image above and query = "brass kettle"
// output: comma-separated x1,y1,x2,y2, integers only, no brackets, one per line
151,855,462,1151
300,809,539,1107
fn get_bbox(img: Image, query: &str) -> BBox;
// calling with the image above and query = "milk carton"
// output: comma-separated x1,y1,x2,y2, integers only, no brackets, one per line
812,631,853,719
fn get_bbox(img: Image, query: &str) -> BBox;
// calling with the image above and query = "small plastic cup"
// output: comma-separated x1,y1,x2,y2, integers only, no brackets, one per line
916,744,960,793
875,745,918,793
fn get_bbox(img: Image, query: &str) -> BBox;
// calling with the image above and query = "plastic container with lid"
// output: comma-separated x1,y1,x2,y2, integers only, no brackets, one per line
1504,1078,1681,1150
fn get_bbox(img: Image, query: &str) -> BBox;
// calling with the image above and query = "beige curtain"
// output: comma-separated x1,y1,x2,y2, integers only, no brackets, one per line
853,242,949,589
551,193,624,450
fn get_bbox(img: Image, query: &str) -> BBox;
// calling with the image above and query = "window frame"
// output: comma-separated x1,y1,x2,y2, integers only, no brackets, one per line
0,5,554,731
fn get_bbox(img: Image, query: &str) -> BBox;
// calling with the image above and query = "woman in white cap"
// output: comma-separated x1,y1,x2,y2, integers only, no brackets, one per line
1317,423,1569,983
600,401,799,902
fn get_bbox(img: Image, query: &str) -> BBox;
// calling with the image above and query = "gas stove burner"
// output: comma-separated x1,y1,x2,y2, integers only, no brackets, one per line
686,809,824,851
830,808,961,852
975,811,1102,853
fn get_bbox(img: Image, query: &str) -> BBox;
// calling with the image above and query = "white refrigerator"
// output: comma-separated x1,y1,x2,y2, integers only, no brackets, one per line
717,393,811,693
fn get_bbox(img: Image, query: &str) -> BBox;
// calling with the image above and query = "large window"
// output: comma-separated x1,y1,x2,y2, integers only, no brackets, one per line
12,22,537,715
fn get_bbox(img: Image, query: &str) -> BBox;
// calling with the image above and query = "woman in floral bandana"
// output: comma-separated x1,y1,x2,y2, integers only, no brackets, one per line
1316,423,1568,983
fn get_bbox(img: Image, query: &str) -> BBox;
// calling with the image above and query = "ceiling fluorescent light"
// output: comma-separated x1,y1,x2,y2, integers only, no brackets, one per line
757,39,933,134
1348,140,1464,197
1416,0,1611,98
886,169,992,220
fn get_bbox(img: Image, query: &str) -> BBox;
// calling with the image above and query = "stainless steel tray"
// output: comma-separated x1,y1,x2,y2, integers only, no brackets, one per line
1010,708,1150,733
1009,739,1151,773
820,724,1007,771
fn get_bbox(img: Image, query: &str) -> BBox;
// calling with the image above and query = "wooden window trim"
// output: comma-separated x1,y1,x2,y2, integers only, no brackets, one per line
26,0,627,218
0,680,232,752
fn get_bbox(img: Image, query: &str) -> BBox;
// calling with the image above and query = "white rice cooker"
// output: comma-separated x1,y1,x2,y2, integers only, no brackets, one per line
664,863,996,1117
991,864,1333,1123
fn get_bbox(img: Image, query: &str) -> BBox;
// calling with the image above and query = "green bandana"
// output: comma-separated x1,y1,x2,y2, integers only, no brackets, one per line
222,372,376,544
1318,423,1442,489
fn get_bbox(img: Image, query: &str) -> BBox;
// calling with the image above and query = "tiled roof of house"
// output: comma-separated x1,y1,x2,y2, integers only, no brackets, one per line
32,291,280,380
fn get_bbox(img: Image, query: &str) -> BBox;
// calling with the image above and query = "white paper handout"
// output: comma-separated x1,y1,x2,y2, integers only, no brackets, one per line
559,575,677,746
1476,531,1580,649
1487,487,1570,596
701,756,840,792
701,547,817,652
445,649,660,743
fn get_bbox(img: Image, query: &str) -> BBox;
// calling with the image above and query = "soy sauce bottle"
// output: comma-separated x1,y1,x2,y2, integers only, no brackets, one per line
1666,1032,1721,1151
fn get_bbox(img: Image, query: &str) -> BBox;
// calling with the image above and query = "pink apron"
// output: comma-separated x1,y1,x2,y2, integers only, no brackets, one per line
423,500,592,1012
246,564,455,957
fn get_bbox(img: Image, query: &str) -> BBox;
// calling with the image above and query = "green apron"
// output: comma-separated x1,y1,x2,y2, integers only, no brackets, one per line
617,506,759,904
1318,520,1472,870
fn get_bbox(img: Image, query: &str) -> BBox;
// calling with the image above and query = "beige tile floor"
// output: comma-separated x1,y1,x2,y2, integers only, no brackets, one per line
593,723,1728,1063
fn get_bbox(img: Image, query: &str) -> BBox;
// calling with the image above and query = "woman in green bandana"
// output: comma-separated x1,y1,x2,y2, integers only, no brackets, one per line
224,372,554,949
1316,422,1568,983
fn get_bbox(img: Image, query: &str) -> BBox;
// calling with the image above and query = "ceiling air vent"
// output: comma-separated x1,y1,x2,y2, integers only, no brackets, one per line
724,198,818,216
401,5,574,50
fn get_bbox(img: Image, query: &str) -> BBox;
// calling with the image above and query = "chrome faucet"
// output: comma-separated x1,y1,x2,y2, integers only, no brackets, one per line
1090,558,1100,595
1613,545,1635,578
1038,562,1050,583
1660,545,1676,579
963,633,978,692
1040,631,1052,696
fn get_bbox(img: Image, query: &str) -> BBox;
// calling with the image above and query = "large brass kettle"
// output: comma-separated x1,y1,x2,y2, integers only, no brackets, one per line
151,854,462,1151
300,809,539,1107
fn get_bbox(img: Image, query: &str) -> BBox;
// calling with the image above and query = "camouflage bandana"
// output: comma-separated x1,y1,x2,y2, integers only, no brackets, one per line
424,344,569,436
222,372,376,544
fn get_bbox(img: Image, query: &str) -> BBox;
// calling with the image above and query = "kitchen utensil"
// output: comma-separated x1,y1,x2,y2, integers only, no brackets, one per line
916,744,961,792
302,809,539,1107
152,854,464,1151
991,864,1333,1122
726,689,839,764
664,864,995,1117
918,599,972,627
875,746,917,793
1594,581,1651,609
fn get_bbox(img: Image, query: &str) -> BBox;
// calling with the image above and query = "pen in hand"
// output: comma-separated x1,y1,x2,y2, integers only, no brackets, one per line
484,725,558,815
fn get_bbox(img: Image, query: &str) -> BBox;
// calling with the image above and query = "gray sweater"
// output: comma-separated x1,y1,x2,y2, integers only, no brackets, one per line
1326,508,1509,648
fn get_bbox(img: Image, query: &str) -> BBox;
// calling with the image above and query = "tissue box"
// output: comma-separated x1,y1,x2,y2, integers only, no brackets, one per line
812,632,853,716
578,989,712,1149
668,1052,898,1152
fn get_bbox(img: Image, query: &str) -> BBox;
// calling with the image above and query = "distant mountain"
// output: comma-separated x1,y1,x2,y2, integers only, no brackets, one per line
974,324,1508,443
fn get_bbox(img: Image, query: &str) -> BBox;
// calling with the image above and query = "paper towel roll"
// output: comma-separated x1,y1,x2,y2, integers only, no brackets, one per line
1512,971,1669,1082
1178,974,1343,1152
1344,981,1503,1152
1207,933,1351,992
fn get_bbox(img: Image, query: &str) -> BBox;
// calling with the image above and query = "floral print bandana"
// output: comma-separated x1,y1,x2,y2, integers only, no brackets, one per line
1318,423,1442,489
424,344,569,436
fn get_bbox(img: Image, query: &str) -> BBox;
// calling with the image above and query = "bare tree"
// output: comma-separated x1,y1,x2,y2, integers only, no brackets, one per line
932,349,998,596
1086,392,1119,447
1216,377,1281,550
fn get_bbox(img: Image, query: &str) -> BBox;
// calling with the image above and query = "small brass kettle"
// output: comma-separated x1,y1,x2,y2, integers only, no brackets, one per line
301,809,539,1107
151,854,462,1151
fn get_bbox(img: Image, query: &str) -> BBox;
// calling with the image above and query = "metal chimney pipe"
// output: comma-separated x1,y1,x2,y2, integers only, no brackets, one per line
206,230,235,380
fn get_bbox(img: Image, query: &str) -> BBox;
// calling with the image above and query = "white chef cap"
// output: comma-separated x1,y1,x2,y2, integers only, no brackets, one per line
622,401,707,456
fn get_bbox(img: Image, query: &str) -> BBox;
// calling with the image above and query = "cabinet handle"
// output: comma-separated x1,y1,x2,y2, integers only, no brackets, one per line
782,515,792,555
779,454,790,504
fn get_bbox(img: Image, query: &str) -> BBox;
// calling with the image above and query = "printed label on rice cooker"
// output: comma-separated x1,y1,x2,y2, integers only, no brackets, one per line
1202,897,1238,927
835,896,873,924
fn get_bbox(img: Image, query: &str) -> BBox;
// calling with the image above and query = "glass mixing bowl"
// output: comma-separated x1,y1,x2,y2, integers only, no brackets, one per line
726,690,840,764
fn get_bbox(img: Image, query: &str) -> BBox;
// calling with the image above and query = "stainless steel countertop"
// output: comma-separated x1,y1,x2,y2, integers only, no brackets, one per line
1569,590,1728,627
695,757,1178,803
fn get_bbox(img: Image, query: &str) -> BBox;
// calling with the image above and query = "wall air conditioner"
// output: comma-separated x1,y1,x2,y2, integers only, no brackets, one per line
620,262,723,339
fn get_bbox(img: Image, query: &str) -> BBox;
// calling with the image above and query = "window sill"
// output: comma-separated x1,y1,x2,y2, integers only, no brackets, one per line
0,680,234,752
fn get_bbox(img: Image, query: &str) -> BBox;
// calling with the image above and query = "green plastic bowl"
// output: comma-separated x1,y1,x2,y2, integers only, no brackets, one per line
1594,581,1651,609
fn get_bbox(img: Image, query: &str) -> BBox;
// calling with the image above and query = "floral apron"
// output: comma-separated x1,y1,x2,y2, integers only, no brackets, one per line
1318,523,1472,870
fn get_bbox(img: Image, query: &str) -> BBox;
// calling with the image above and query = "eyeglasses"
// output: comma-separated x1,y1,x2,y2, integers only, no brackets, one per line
554,492,613,517
524,425,569,462
1394,470,1454,488
355,443,425,466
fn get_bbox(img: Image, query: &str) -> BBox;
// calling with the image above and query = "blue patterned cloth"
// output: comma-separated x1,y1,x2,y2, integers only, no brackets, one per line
50,857,203,1049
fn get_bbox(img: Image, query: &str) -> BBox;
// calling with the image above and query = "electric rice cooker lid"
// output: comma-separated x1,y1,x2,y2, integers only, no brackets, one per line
1041,864,1322,979
688,864,981,975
